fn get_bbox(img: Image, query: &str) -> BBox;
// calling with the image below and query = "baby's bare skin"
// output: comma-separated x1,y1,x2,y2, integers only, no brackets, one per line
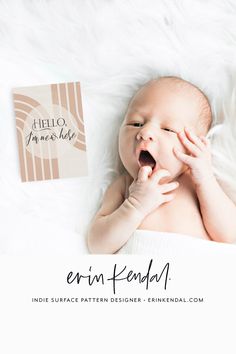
124,171,210,239
87,77,236,254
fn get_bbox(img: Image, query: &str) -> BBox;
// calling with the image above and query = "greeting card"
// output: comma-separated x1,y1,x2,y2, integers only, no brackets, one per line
13,82,87,182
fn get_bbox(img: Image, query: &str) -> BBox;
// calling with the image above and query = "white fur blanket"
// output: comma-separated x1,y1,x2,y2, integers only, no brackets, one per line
1,0,236,255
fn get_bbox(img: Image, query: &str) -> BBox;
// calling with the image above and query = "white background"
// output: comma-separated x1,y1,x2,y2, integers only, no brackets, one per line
0,254,236,353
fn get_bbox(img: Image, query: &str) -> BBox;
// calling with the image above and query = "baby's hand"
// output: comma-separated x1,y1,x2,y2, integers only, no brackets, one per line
174,127,214,187
127,166,179,216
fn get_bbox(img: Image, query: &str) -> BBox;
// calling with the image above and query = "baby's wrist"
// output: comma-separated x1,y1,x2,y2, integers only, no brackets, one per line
195,173,216,191
124,197,148,219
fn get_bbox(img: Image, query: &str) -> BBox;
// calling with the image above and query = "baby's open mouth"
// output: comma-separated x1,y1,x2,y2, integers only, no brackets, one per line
139,150,156,170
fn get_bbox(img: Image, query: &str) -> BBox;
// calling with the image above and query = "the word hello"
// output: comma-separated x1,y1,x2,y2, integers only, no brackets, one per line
32,117,66,131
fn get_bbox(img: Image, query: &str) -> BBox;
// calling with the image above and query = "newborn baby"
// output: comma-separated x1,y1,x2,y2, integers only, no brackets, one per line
88,76,236,253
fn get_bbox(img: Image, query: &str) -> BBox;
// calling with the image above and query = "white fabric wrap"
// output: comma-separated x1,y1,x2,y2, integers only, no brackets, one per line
117,230,236,256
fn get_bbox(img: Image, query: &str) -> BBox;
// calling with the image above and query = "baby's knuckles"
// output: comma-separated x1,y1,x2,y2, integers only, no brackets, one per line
127,168,173,215
190,157,214,187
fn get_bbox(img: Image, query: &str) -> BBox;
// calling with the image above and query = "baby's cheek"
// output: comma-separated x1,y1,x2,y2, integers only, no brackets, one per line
170,146,185,169
119,146,126,166
119,144,131,167
118,134,126,158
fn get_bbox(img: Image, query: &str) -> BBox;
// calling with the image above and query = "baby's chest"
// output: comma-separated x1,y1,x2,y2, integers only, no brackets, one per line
138,194,209,238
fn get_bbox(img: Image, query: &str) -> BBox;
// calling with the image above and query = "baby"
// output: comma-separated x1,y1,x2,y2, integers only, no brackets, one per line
88,76,236,254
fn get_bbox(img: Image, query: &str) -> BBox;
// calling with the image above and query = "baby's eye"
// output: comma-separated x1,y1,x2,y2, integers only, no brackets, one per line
163,127,176,133
131,122,143,127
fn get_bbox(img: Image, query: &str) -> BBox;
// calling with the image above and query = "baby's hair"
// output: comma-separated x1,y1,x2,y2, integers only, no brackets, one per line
149,76,212,134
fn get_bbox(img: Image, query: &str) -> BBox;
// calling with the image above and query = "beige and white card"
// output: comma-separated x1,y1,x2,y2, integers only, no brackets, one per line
13,82,87,182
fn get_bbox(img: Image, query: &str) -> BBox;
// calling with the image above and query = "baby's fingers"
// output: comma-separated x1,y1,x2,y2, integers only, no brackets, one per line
178,131,200,156
163,193,175,203
137,166,152,182
173,148,194,165
184,128,206,151
151,168,171,184
160,181,179,194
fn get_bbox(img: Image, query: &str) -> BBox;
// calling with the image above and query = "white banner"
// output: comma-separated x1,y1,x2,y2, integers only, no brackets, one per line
0,254,236,353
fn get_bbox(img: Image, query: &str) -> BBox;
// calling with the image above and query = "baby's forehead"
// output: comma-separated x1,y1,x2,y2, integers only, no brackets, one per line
136,77,201,100
131,78,208,112
127,78,202,115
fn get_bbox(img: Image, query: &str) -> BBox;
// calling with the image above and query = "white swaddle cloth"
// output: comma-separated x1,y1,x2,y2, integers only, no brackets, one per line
117,229,236,256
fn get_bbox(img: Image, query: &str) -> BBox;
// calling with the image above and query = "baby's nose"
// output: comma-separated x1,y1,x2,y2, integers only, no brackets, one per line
136,126,155,141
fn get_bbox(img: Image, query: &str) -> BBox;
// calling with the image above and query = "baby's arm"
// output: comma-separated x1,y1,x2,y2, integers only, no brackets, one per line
87,174,144,254
195,177,236,243
87,167,179,254
175,127,236,243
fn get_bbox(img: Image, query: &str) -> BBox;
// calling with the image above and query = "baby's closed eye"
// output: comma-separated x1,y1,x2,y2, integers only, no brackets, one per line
163,127,176,133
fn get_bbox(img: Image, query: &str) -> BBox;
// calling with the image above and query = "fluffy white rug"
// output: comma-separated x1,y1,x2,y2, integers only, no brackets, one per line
1,0,236,255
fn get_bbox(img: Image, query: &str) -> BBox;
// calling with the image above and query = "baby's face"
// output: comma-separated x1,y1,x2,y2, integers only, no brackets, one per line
119,79,204,180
